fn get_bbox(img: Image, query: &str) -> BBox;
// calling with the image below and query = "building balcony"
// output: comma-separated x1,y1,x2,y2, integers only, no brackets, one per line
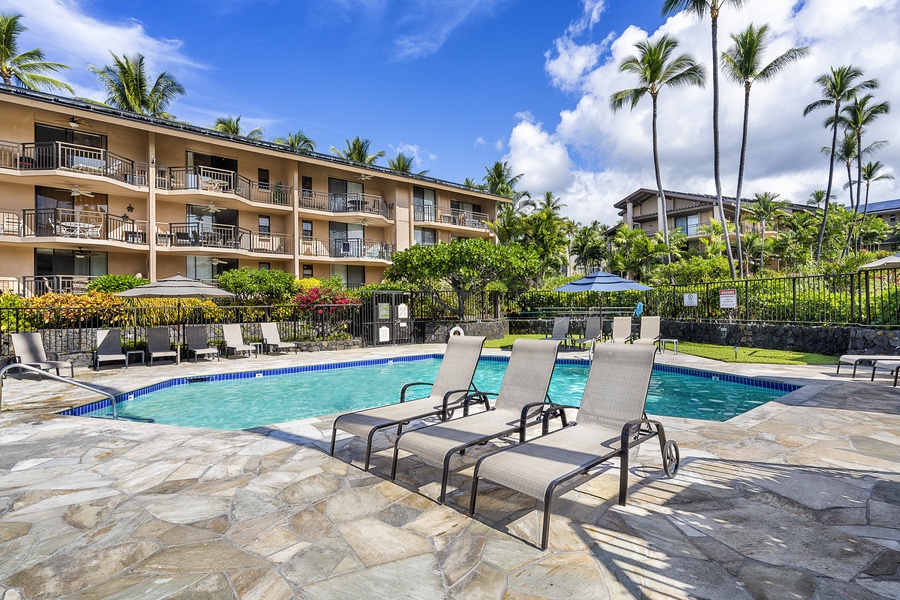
299,237,393,261
413,206,490,230
156,222,292,255
21,274,100,296
156,166,293,208
299,190,393,221
0,140,149,187
12,208,149,245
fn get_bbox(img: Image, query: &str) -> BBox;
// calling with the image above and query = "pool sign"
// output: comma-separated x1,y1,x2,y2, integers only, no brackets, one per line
684,293,698,307
719,289,738,309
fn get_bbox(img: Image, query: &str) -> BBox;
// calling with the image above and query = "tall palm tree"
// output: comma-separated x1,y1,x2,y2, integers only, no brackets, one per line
806,189,831,207
330,137,385,165
662,0,746,279
524,191,566,214
803,65,877,260
463,177,485,190
860,161,894,217
388,152,429,175
89,52,185,119
839,94,890,216
213,115,263,140
721,23,808,277
483,161,522,198
745,192,787,268
0,13,73,93
609,33,705,263
273,130,316,152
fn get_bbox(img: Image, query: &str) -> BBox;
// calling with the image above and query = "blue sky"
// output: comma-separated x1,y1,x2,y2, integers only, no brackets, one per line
3,1,899,225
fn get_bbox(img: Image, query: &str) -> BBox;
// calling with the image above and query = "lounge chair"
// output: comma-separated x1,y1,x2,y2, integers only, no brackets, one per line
390,338,560,503
94,329,127,371
147,327,178,366
630,315,661,347
608,316,632,343
331,335,486,471
186,325,220,362
222,324,258,358
573,317,603,358
469,344,679,549
546,317,571,348
836,353,899,378
868,359,900,386
10,332,74,378
260,322,298,354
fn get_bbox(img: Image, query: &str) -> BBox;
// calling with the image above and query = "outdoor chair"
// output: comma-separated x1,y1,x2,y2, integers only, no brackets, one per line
630,315,661,347
573,317,603,358
147,327,178,366
390,338,560,504
222,324,257,358
331,335,486,471
868,359,900,387
546,317,571,348
94,329,127,371
186,325,220,362
260,322,298,354
10,332,74,379
608,316,632,343
469,344,679,550
836,353,900,378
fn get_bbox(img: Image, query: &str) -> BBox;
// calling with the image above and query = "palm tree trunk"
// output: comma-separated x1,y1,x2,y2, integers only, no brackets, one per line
760,219,766,268
816,104,840,261
651,94,672,265
734,83,751,279
710,12,737,279
842,161,855,257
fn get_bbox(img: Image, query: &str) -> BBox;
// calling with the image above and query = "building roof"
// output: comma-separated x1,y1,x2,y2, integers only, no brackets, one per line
861,198,900,214
614,188,812,215
0,84,509,202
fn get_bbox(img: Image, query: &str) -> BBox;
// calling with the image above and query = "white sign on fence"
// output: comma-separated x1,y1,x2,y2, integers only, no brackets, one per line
378,326,390,342
684,293,698,307
719,289,738,309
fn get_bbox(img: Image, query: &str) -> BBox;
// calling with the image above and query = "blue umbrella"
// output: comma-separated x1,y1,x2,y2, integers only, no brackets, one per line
553,270,651,292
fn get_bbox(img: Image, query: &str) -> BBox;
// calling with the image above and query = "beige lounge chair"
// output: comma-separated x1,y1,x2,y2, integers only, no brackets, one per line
222,324,257,358
469,344,679,549
630,315,661,347
868,359,900,386
186,325,220,362
836,353,899,378
10,332,74,378
573,317,603,358
260,322,298,353
331,335,486,471
608,316,632,343
390,338,560,503
94,329,127,371
546,317,571,348
147,327,178,366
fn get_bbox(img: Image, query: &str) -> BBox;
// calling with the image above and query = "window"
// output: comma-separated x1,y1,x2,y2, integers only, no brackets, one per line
413,186,436,221
891,214,896,223
301,176,313,202
186,256,236,280
258,215,270,234
35,248,107,277
329,221,364,256
258,262,270,270
35,187,108,237
35,123,106,149
302,220,313,240
302,264,314,278
186,151,237,172
258,168,269,190
414,227,436,246
330,265,365,287
328,177,363,211
674,214,699,235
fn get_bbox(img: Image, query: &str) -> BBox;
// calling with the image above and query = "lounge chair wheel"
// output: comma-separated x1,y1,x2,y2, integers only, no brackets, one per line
663,440,680,478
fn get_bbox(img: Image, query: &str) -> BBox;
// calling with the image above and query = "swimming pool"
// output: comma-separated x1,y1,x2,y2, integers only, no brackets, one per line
64,355,799,430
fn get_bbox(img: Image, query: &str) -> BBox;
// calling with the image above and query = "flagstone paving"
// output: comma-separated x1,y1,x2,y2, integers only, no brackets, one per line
0,346,898,599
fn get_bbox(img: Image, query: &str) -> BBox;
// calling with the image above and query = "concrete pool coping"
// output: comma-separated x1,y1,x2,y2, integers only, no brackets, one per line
1,345,898,598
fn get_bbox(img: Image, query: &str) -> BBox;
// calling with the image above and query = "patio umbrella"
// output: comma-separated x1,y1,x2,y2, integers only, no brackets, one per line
115,274,234,362
553,270,652,293
860,252,900,270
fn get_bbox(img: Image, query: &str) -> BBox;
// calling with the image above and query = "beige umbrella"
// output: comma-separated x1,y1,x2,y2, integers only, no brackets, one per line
860,253,900,270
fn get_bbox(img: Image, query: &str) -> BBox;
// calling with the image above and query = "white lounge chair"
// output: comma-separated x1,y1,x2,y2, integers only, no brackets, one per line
222,324,257,358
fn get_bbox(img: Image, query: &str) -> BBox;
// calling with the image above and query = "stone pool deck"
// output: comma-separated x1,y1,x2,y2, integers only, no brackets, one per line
0,345,898,599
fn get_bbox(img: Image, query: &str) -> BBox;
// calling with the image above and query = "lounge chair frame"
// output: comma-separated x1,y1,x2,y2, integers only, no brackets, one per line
609,316,632,343
222,324,257,358
186,325,220,362
147,327,178,366
546,317,571,348
836,354,899,378
573,316,603,358
93,329,128,371
260,322,298,354
10,332,74,379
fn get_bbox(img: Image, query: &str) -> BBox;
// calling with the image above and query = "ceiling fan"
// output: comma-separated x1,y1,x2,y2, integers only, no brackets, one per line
358,173,373,181
203,201,224,214
210,257,228,265
63,115,91,129
74,247,98,259
70,186,94,198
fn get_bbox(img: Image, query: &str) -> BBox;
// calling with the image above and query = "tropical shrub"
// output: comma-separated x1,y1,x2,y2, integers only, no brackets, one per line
87,274,150,294
217,267,296,304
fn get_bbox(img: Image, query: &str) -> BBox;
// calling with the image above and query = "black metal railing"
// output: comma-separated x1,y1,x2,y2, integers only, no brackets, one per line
413,206,490,229
20,275,101,296
19,208,148,244
2,141,149,185
299,189,393,219
297,238,393,260
157,166,293,206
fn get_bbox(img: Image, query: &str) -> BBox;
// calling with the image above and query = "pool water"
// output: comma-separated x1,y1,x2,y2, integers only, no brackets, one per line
84,358,795,430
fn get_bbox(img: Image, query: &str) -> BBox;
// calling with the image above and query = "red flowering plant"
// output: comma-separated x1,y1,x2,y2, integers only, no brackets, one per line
291,283,361,340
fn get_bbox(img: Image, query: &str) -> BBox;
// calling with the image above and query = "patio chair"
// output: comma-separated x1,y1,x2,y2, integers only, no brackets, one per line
260,322,298,354
390,338,560,503
868,359,900,387
147,327,178,366
546,317,571,348
94,329,127,371
836,353,899,378
10,332,74,378
222,324,258,358
573,317,603,358
331,335,487,471
630,316,661,347
469,344,679,549
608,316,632,343
186,325,220,362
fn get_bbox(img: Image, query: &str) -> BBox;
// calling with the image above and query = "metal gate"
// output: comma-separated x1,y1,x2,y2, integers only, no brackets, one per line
363,291,414,345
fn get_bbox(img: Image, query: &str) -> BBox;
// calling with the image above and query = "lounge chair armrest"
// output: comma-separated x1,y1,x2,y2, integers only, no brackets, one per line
541,403,579,433
620,417,666,451
442,388,480,412
400,381,433,402
519,401,552,428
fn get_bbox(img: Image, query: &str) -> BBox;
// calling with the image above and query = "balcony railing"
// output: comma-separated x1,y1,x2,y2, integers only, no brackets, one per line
413,206,490,229
299,237,393,260
300,189,393,219
157,166,293,207
19,208,148,244
0,140,149,186
21,274,100,296
158,222,291,254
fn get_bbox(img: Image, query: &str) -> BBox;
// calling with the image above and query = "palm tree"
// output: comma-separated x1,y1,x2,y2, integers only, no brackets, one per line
803,65,877,260
273,130,316,152
524,191,566,214
570,221,607,271
483,161,522,198
212,115,263,140
609,33,705,263
0,13,73,93
839,94,890,216
806,189,831,207
860,161,894,217
463,177,484,190
330,137,385,165
745,192,787,268
388,152,429,176
662,0,746,279
721,23,808,277
89,52,185,119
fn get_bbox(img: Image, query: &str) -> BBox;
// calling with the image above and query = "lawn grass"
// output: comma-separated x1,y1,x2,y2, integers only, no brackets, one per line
483,334,837,365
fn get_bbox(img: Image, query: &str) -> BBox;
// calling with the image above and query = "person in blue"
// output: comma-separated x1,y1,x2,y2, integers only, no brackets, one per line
634,301,644,317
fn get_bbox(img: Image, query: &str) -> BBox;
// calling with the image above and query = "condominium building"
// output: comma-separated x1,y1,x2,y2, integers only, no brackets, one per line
859,198,900,250
0,86,506,295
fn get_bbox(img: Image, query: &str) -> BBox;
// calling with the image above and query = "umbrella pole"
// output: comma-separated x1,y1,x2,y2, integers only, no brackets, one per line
177,298,182,364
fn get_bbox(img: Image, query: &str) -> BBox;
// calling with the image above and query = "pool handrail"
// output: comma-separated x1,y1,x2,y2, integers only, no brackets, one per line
0,362,118,419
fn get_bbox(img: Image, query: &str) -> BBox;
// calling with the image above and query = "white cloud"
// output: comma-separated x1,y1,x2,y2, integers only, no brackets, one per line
475,137,487,147
391,0,510,61
493,139,504,151
506,119,574,195
544,37,603,92
388,143,437,168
